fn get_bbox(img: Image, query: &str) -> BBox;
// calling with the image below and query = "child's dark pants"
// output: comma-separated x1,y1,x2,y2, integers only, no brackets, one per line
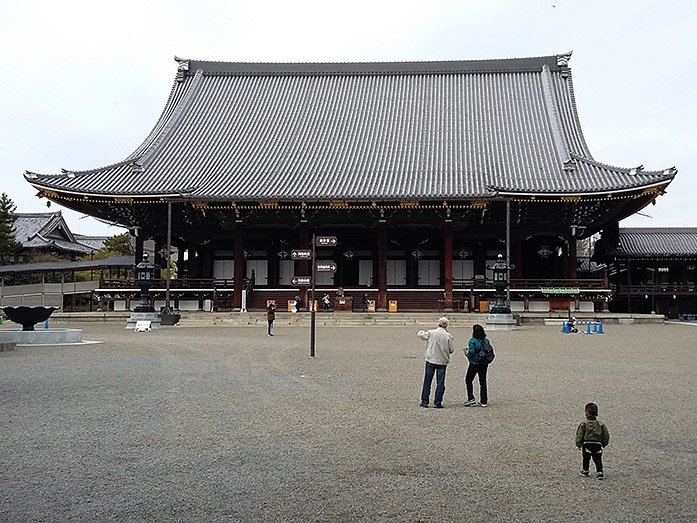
581,441,603,472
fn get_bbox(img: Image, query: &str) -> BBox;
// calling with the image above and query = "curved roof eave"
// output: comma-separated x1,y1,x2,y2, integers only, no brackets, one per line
27,181,197,200
488,177,674,198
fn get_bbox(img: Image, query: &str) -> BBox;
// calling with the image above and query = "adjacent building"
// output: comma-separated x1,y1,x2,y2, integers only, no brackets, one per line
599,228,697,317
12,211,96,262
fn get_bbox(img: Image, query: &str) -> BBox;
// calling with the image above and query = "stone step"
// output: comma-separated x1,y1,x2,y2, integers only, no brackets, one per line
176,312,486,328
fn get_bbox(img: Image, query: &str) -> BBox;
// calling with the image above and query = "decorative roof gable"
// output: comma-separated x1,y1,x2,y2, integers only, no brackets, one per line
14,211,92,254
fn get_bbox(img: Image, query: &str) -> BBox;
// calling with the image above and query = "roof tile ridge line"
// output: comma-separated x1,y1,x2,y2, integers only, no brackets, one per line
190,54,560,67
563,70,594,160
540,64,571,166
132,68,206,167
570,154,677,176
125,71,189,161
16,211,60,217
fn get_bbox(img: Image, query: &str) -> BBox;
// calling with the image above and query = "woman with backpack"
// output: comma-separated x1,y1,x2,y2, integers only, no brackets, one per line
463,324,495,407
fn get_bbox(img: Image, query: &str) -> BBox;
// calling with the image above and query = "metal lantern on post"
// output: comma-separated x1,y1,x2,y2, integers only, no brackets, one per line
134,253,156,313
488,254,513,314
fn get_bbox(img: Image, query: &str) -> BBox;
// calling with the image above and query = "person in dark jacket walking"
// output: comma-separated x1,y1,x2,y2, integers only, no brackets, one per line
266,302,276,336
575,402,610,479
463,324,493,407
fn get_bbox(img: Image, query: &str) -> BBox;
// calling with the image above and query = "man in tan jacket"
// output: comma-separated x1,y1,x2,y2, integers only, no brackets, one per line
417,317,455,408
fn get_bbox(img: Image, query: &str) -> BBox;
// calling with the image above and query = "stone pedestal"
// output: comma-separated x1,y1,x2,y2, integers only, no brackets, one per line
486,313,517,331
160,313,181,325
0,329,84,345
126,312,162,330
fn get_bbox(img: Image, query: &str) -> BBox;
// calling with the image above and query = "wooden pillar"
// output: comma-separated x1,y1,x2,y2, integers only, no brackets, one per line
474,241,486,277
197,242,206,281
135,236,144,263
511,235,522,280
568,236,578,281
443,220,453,309
233,222,245,310
377,219,387,310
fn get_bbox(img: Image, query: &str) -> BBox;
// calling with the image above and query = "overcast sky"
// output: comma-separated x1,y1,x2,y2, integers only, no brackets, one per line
2,0,695,236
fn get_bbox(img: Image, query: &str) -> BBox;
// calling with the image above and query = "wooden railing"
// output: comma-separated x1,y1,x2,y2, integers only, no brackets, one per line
100,278,235,289
100,277,608,291
614,283,696,295
453,278,607,289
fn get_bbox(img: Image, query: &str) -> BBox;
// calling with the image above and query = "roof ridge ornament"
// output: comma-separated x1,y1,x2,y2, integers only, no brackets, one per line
175,56,190,82
629,165,644,175
556,52,572,67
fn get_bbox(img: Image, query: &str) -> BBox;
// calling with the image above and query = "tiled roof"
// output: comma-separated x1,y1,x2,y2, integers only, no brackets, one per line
73,234,108,251
13,212,64,243
617,228,697,257
25,54,676,201
14,212,92,254
577,257,606,274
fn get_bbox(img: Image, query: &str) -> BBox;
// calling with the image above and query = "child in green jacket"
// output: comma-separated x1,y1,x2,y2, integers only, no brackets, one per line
575,402,610,479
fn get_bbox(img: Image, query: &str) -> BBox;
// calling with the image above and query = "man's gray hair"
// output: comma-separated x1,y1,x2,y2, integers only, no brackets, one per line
438,317,449,328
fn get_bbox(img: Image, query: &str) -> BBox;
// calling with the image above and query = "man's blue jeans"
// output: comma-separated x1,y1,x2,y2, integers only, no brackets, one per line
421,362,447,406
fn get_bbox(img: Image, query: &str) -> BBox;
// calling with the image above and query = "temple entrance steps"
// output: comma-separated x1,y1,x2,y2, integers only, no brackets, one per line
176,311,489,328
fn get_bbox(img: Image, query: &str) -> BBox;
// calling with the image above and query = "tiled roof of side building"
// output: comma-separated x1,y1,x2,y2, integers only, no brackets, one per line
618,228,697,257
14,212,92,254
25,53,676,201
13,212,64,242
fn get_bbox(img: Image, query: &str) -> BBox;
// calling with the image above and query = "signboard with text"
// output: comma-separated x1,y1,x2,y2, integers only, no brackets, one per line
540,287,580,295
315,261,337,273
291,249,312,260
315,236,338,247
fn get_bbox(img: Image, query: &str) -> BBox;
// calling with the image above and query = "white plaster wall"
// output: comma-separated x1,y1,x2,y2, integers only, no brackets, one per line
113,300,127,311
178,300,201,311
529,300,550,312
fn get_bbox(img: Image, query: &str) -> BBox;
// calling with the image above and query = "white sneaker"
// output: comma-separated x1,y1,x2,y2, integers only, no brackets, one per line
480,403,487,407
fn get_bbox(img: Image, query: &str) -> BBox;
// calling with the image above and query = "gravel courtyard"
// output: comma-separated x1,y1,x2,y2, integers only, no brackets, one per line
1,320,696,522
